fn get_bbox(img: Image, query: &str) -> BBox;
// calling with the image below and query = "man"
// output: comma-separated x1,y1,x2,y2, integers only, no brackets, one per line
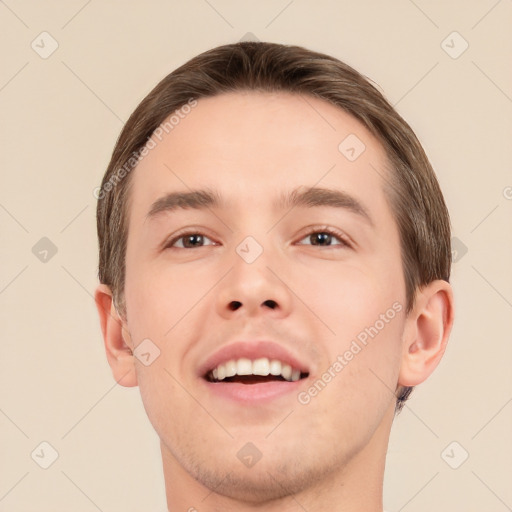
94,41,454,510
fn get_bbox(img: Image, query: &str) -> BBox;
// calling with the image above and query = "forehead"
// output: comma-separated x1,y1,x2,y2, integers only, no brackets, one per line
127,91,392,224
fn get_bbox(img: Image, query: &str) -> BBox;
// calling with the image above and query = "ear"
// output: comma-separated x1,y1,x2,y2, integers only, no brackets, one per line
398,280,455,387
94,284,138,387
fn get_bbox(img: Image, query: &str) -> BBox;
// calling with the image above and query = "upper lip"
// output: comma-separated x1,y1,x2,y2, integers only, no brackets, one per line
198,340,311,378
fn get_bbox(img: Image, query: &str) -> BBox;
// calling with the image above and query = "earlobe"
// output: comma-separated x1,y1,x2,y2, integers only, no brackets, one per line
94,284,138,387
398,280,455,387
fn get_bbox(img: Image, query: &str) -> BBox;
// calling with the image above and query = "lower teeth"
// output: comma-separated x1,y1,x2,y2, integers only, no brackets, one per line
209,374,288,383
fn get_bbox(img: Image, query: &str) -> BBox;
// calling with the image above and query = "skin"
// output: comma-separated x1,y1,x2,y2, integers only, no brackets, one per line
95,91,454,511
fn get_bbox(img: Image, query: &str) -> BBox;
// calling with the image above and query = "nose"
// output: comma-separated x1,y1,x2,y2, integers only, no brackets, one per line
215,242,293,320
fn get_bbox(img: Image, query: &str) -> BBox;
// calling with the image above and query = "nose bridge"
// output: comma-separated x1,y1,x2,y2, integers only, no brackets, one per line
230,206,276,271
216,229,291,317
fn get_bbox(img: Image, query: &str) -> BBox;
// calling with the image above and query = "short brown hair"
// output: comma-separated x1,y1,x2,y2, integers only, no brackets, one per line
96,41,451,414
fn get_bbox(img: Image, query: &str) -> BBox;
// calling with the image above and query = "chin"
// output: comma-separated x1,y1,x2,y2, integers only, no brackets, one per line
192,462,307,502
180,444,341,503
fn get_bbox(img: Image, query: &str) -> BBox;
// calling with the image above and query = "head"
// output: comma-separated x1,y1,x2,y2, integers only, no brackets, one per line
95,42,454,501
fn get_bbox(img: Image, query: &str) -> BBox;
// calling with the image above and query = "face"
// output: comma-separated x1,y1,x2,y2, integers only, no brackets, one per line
121,91,407,500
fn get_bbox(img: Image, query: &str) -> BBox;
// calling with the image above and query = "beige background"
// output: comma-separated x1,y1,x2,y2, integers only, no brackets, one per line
1,1,511,510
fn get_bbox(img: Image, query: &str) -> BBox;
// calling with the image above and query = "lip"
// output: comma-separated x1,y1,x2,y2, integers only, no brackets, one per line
201,378,305,403
197,340,311,379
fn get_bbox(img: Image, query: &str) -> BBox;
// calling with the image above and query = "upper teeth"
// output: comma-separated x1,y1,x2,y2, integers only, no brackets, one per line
210,358,302,382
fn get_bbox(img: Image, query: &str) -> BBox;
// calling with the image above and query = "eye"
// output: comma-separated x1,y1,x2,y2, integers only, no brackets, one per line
165,231,217,249
296,227,351,248
164,227,351,250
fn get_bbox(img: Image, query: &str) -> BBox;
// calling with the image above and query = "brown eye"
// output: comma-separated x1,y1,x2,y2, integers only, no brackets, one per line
297,228,350,248
166,232,216,249
309,232,335,246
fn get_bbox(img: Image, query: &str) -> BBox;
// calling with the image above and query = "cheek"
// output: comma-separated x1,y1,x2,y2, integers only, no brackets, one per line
303,322,403,446
124,255,198,337
302,258,402,334
123,262,186,408
136,362,198,451
300,261,404,409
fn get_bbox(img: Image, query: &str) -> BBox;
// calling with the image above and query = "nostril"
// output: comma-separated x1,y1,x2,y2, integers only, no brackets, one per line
228,300,277,311
229,301,242,311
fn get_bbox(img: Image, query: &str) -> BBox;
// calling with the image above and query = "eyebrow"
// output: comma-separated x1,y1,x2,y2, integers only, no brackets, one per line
146,186,374,227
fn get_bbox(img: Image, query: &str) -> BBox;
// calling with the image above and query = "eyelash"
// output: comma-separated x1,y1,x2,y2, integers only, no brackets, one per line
164,226,352,250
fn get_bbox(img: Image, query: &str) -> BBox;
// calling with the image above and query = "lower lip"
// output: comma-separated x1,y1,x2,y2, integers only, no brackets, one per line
201,378,305,403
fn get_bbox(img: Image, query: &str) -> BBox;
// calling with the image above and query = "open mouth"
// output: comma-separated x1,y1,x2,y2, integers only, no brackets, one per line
205,357,309,384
